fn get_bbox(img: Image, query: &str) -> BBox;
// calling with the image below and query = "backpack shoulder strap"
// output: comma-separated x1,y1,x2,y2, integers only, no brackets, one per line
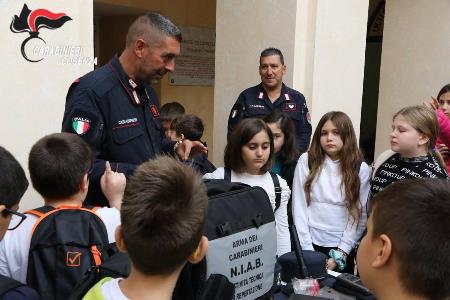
0,274,24,296
269,172,281,212
25,206,54,218
224,167,231,182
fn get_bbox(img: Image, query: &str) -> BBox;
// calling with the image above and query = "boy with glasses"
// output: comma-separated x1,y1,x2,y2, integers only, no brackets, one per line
0,146,40,299
0,133,124,298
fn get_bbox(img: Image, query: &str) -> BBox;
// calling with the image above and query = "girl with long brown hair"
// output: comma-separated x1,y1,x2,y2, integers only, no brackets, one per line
204,118,291,256
292,111,370,273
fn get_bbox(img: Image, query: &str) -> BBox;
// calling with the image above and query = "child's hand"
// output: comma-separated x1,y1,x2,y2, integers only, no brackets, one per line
326,258,337,270
437,144,449,158
101,161,126,210
423,96,439,110
175,139,207,161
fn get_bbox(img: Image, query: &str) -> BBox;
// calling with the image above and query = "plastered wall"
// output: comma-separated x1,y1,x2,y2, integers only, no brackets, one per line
375,0,450,158
1,0,94,210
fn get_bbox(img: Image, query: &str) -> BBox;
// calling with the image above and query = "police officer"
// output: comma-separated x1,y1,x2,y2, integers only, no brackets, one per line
228,48,312,153
62,13,205,206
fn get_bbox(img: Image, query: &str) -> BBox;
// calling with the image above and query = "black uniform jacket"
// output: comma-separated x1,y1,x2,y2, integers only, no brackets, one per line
62,55,172,205
227,83,312,152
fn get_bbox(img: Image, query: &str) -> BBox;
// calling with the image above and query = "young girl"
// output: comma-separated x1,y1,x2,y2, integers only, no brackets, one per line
292,111,370,273
370,105,448,198
424,84,450,172
264,111,300,227
204,118,291,256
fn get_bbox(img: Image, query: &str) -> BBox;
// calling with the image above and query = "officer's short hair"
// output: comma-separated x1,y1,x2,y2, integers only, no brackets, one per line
260,47,284,65
0,146,28,208
121,156,208,275
28,133,91,200
126,12,182,47
368,179,450,299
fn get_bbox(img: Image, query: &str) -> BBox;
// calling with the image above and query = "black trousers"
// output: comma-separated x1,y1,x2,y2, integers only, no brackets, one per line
312,244,356,274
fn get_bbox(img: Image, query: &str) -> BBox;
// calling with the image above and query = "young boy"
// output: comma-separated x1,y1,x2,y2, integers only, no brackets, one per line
171,114,216,174
0,133,122,284
160,101,185,138
83,156,209,300
357,178,450,300
0,146,40,299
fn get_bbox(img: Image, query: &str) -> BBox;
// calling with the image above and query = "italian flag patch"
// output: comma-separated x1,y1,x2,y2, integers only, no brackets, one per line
72,117,91,135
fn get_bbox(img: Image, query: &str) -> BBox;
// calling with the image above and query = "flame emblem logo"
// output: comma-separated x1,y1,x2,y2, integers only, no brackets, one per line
10,4,72,62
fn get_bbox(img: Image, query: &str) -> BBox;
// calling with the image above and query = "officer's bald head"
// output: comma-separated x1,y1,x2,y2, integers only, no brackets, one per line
125,13,182,48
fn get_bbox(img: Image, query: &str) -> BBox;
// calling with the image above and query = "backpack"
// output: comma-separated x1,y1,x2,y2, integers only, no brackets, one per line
68,244,131,300
195,179,278,300
25,205,112,300
223,167,281,212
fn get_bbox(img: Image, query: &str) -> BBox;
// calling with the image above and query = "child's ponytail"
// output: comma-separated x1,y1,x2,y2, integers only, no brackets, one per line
431,148,447,173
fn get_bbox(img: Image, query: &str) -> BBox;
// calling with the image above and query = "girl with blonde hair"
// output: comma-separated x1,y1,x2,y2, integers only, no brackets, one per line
370,105,448,199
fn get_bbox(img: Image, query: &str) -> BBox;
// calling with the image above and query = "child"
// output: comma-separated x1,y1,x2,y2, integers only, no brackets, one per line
370,105,448,199
83,156,209,300
264,111,300,188
172,114,216,175
204,118,291,256
292,111,371,273
0,146,40,299
357,178,450,300
160,101,185,138
0,146,29,241
0,133,121,286
424,84,450,171
264,111,300,226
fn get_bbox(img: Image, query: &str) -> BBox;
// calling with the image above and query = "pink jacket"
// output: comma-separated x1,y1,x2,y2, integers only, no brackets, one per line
436,109,450,172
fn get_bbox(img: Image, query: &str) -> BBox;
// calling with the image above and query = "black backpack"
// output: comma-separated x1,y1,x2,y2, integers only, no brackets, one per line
68,246,131,300
223,167,281,212
25,205,112,299
173,179,278,300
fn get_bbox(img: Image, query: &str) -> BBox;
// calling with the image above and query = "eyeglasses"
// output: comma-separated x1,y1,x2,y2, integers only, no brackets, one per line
2,208,27,230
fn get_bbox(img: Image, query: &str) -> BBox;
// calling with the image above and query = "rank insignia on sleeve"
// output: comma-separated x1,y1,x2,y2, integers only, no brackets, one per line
72,117,91,135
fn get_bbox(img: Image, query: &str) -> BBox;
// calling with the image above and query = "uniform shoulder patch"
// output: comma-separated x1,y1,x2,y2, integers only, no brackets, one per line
72,117,91,135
